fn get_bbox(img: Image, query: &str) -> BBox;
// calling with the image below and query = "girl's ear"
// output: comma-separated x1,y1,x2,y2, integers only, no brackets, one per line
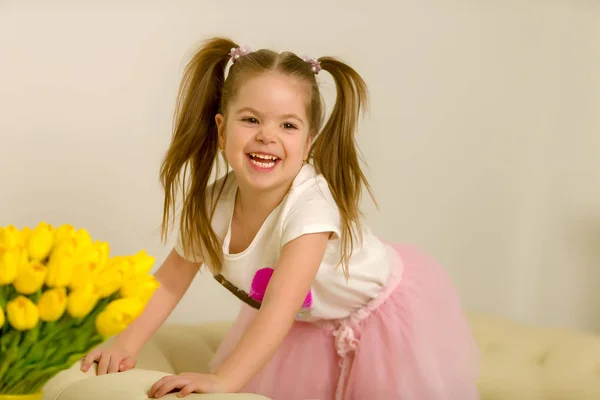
303,130,314,161
216,114,226,150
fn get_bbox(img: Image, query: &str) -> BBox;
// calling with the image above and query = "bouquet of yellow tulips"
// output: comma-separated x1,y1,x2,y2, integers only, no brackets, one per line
0,222,159,396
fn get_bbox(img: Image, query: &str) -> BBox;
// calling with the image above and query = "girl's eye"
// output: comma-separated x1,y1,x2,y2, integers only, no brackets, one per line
282,123,298,130
242,117,258,124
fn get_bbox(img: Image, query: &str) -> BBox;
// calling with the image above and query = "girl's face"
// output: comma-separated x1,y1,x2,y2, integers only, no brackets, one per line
216,72,312,193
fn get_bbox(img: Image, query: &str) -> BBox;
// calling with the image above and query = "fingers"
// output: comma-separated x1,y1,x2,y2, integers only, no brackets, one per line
119,356,135,372
97,354,111,375
177,383,197,397
80,350,100,372
108,355,121,374
149,376,191,398
149,376,166,398
81,347,136,375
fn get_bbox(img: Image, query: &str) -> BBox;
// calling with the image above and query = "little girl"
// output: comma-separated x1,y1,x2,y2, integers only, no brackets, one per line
81,37,480,399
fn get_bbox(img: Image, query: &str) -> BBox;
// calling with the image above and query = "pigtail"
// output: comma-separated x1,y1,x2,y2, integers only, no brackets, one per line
312,57,375,279
160,37,237,273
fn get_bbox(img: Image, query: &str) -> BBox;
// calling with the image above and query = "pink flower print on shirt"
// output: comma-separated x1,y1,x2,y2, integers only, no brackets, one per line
250,267,313,309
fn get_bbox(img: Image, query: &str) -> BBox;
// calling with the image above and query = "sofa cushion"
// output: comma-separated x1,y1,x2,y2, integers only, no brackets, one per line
469,313,600,399
148,322,232,374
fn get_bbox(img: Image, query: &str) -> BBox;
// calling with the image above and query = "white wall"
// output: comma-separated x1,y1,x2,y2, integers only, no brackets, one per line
1,1,599,331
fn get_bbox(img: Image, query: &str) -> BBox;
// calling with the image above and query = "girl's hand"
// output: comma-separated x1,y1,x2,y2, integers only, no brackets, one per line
148,372,226,398
80,342,137,375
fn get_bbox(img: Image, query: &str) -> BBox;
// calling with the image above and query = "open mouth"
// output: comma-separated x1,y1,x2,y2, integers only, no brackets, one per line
247,153,280,170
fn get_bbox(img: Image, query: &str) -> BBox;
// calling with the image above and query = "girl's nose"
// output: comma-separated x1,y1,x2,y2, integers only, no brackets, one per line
256,126,277,143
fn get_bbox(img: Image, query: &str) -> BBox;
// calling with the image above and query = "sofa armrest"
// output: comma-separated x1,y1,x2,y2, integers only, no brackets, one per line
44,367,268,400
42,322,269,400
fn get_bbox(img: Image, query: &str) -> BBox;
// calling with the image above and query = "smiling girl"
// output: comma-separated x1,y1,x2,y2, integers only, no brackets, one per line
81,37,480,400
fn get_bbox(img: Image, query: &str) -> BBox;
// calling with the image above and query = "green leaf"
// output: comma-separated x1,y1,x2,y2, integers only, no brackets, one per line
16,325,39,358
0,330,17,352
40,320,56,337
22,341,45,364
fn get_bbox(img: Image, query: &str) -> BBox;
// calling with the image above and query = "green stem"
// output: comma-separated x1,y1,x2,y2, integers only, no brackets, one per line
1,327,41,387
0,327,14,352
1,321,69,386
0,331,22,381
0,293,116,393
2,326,105,391
28,289,42,303
0,285,6,308
6,354,85,394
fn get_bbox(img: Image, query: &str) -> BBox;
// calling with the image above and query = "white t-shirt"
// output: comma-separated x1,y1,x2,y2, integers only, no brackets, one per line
175,164,398,321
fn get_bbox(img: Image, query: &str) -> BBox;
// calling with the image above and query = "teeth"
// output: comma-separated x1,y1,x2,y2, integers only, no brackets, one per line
250,158,276,168
250,153,278,161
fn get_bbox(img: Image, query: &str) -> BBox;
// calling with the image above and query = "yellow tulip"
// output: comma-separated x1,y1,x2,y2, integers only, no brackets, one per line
38,287,67,322
93,258,126,298
27,221,55,260
54,224,75,246
13,261,47,295
0,225,22,249
67,230,96,273
70,240,110,290
20,227,33,247
70,257,95,291
95,298,144,337
74,229,93,252
67,283,99,318
69,263,92,291
0,305,5,328
0,248,21,285
91,241,110,269
46,241,76,288
120,275,160,303
6,296,39,331
127,250,156,277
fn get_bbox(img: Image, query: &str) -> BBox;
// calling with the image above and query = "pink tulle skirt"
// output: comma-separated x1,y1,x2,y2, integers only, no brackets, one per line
209,243,480,400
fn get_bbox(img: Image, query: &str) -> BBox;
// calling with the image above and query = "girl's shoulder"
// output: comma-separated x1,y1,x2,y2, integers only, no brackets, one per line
207,171,238,206
287,164,334,203
279,165,342,246
282,164,340,221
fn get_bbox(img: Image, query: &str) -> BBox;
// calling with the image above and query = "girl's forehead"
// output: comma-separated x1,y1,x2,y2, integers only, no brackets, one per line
231,72,310,118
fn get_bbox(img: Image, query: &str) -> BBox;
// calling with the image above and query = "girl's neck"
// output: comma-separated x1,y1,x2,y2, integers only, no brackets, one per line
236,181,292,219
228,180,292,254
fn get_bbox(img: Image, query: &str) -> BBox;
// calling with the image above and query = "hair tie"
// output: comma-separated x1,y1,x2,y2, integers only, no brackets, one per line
303,56,321,74
229,45,252,63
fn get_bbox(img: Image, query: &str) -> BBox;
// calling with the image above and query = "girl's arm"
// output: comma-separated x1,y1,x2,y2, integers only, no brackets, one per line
214,231,330,392
114,248,201,354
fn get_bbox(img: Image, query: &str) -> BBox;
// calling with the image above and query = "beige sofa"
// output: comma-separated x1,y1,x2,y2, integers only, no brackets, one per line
42,313,600,400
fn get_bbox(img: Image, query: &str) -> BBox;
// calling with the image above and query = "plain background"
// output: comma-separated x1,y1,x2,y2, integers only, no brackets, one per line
1,1,599,331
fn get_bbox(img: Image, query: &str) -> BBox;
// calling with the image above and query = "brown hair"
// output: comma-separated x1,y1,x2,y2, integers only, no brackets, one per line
160,37,375,278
